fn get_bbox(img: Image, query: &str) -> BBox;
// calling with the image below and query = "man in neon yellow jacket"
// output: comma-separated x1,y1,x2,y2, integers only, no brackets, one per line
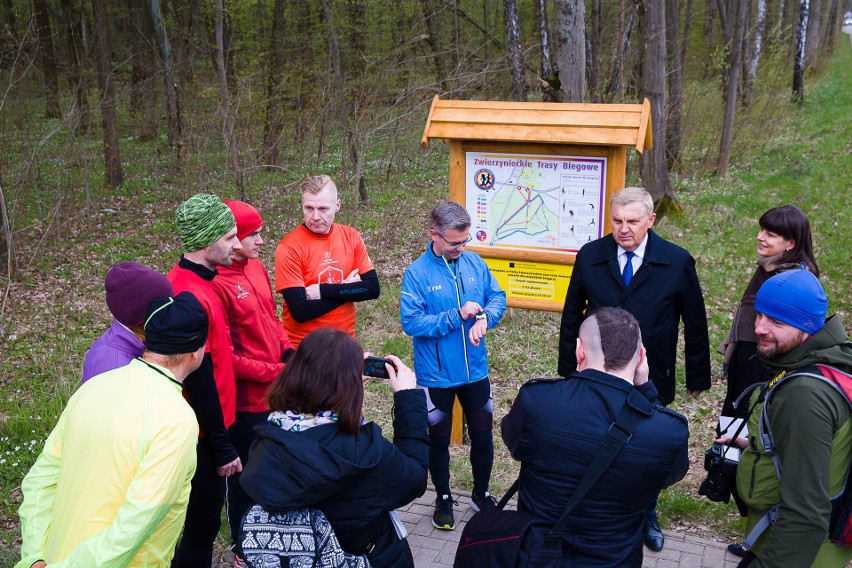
16,292,207,568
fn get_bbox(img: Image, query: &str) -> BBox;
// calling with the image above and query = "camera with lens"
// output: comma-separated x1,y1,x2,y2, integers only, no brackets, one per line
698,443,739,503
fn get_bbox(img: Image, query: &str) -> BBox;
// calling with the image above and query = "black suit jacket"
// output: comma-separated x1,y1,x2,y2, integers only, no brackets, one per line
558,230,711,404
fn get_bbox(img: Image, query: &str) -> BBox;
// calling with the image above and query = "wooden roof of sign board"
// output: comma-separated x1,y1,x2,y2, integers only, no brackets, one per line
420,96,653,153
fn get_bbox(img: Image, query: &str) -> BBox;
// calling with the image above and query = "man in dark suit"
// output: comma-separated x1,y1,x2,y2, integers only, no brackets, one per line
558,186,711,552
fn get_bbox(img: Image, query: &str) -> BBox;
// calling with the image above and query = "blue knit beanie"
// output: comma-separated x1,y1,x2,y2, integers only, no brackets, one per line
755,269,827,334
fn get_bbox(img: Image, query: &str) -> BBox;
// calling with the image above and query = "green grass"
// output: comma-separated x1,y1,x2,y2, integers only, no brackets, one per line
0,37,850,562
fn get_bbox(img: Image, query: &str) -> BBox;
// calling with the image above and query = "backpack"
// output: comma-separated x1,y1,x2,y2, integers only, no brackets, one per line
240,505,372,568
745,364,852,548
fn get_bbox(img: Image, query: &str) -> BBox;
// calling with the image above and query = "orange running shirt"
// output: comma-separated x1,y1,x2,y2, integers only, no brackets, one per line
274,223,374,346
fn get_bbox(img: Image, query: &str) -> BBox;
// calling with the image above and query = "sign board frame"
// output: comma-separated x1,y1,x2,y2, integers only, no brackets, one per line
447,140,628,311
421,97,652,442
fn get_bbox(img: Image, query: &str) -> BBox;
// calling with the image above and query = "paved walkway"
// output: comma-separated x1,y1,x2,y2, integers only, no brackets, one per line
397,489,741,568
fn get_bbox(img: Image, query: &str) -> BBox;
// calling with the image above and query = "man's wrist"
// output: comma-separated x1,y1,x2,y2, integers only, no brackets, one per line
475,312,487,324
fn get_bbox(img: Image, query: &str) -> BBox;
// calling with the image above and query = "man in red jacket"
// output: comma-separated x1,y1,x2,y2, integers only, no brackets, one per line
214,200,295,563
168,192,243,567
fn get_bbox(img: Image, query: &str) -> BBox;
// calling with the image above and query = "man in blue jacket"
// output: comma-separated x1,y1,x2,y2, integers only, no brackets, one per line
558,186,710,551
400,201,507,531
503,307,689,567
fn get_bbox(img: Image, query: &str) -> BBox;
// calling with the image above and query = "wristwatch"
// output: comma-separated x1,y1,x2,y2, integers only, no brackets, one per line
475,312,487,323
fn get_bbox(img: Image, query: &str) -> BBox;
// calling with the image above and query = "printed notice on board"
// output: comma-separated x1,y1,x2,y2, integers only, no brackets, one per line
466,152,606,254
484,258,573,304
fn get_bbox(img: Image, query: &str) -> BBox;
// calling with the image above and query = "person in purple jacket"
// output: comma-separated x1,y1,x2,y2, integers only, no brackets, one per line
82,262,174,382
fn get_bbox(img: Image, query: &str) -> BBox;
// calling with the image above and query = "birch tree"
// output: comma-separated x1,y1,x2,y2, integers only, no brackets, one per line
792,0,809,103
742,0,765,108
538,0,552,79
503,0,527,101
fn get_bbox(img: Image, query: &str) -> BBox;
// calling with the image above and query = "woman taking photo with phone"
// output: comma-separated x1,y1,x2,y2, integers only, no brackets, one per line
720,204,820,419
239,327,428,568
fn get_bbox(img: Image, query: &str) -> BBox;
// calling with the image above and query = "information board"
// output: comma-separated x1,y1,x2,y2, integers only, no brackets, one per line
465,151,607,255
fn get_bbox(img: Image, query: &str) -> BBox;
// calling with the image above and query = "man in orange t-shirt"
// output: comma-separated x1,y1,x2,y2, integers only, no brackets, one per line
275,175,380,346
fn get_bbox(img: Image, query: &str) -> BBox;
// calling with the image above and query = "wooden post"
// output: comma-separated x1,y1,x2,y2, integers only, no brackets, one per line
451,397,464,445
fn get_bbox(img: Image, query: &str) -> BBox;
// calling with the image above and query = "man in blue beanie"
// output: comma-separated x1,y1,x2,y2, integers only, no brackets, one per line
722,269,852,567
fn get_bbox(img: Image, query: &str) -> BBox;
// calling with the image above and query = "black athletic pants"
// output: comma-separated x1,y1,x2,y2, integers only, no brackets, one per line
227,410,269,553
172,438,225,568
423,378,494,497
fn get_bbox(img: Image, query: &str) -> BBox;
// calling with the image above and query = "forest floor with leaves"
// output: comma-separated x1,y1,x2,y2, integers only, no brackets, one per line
1,45,850,565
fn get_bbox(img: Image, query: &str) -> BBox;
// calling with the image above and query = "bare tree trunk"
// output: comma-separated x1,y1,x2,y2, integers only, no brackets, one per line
0,177,14,278
792,0,809,103
131,0,158,141
503,0,527,101
149,0,182,153
742,0,765,107
261,0,286,167
347,0,367,81
804,0,820,67
588,0,602,101
640,0,674,203
320,0,363,201
62,0,90,132
92,0,123,188
538,0,552,78
665,0,682,170
34,0,61,118
554,0,586,102
703,0,719,78
214,0,243,198
222,4,235,92
717,0,747,176
822,0,839,53
453,0,460,75
681,0,693,66
174,0,202,85
777,0,788,42
2,0,17,46
420,0,450,93
606,0,638,98
320,0,349,149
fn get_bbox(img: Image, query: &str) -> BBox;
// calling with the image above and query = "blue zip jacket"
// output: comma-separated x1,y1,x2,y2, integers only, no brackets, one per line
400,244,506,388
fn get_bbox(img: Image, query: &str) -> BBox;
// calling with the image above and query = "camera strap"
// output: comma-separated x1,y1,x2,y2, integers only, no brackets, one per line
719,382,766,445
495,389,652,543
550,389,652,541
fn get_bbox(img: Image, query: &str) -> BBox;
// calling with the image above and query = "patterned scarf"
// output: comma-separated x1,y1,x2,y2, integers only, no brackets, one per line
269,410,340,432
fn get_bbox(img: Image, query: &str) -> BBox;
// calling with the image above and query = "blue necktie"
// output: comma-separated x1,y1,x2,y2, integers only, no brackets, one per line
622,251,635,286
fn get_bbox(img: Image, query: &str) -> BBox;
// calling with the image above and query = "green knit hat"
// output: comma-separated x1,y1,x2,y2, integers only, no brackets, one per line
175,193,236,252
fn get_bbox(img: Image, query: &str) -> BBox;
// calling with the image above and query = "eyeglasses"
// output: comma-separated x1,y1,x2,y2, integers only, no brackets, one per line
436,232,473,248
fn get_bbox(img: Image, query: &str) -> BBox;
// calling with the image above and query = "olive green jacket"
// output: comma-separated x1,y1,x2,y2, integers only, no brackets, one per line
736,315,852,568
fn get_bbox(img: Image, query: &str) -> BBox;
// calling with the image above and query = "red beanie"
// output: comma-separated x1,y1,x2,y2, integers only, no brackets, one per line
225,200,263,240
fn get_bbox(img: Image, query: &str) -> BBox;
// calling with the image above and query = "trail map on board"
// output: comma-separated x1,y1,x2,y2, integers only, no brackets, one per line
465,152,606,254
